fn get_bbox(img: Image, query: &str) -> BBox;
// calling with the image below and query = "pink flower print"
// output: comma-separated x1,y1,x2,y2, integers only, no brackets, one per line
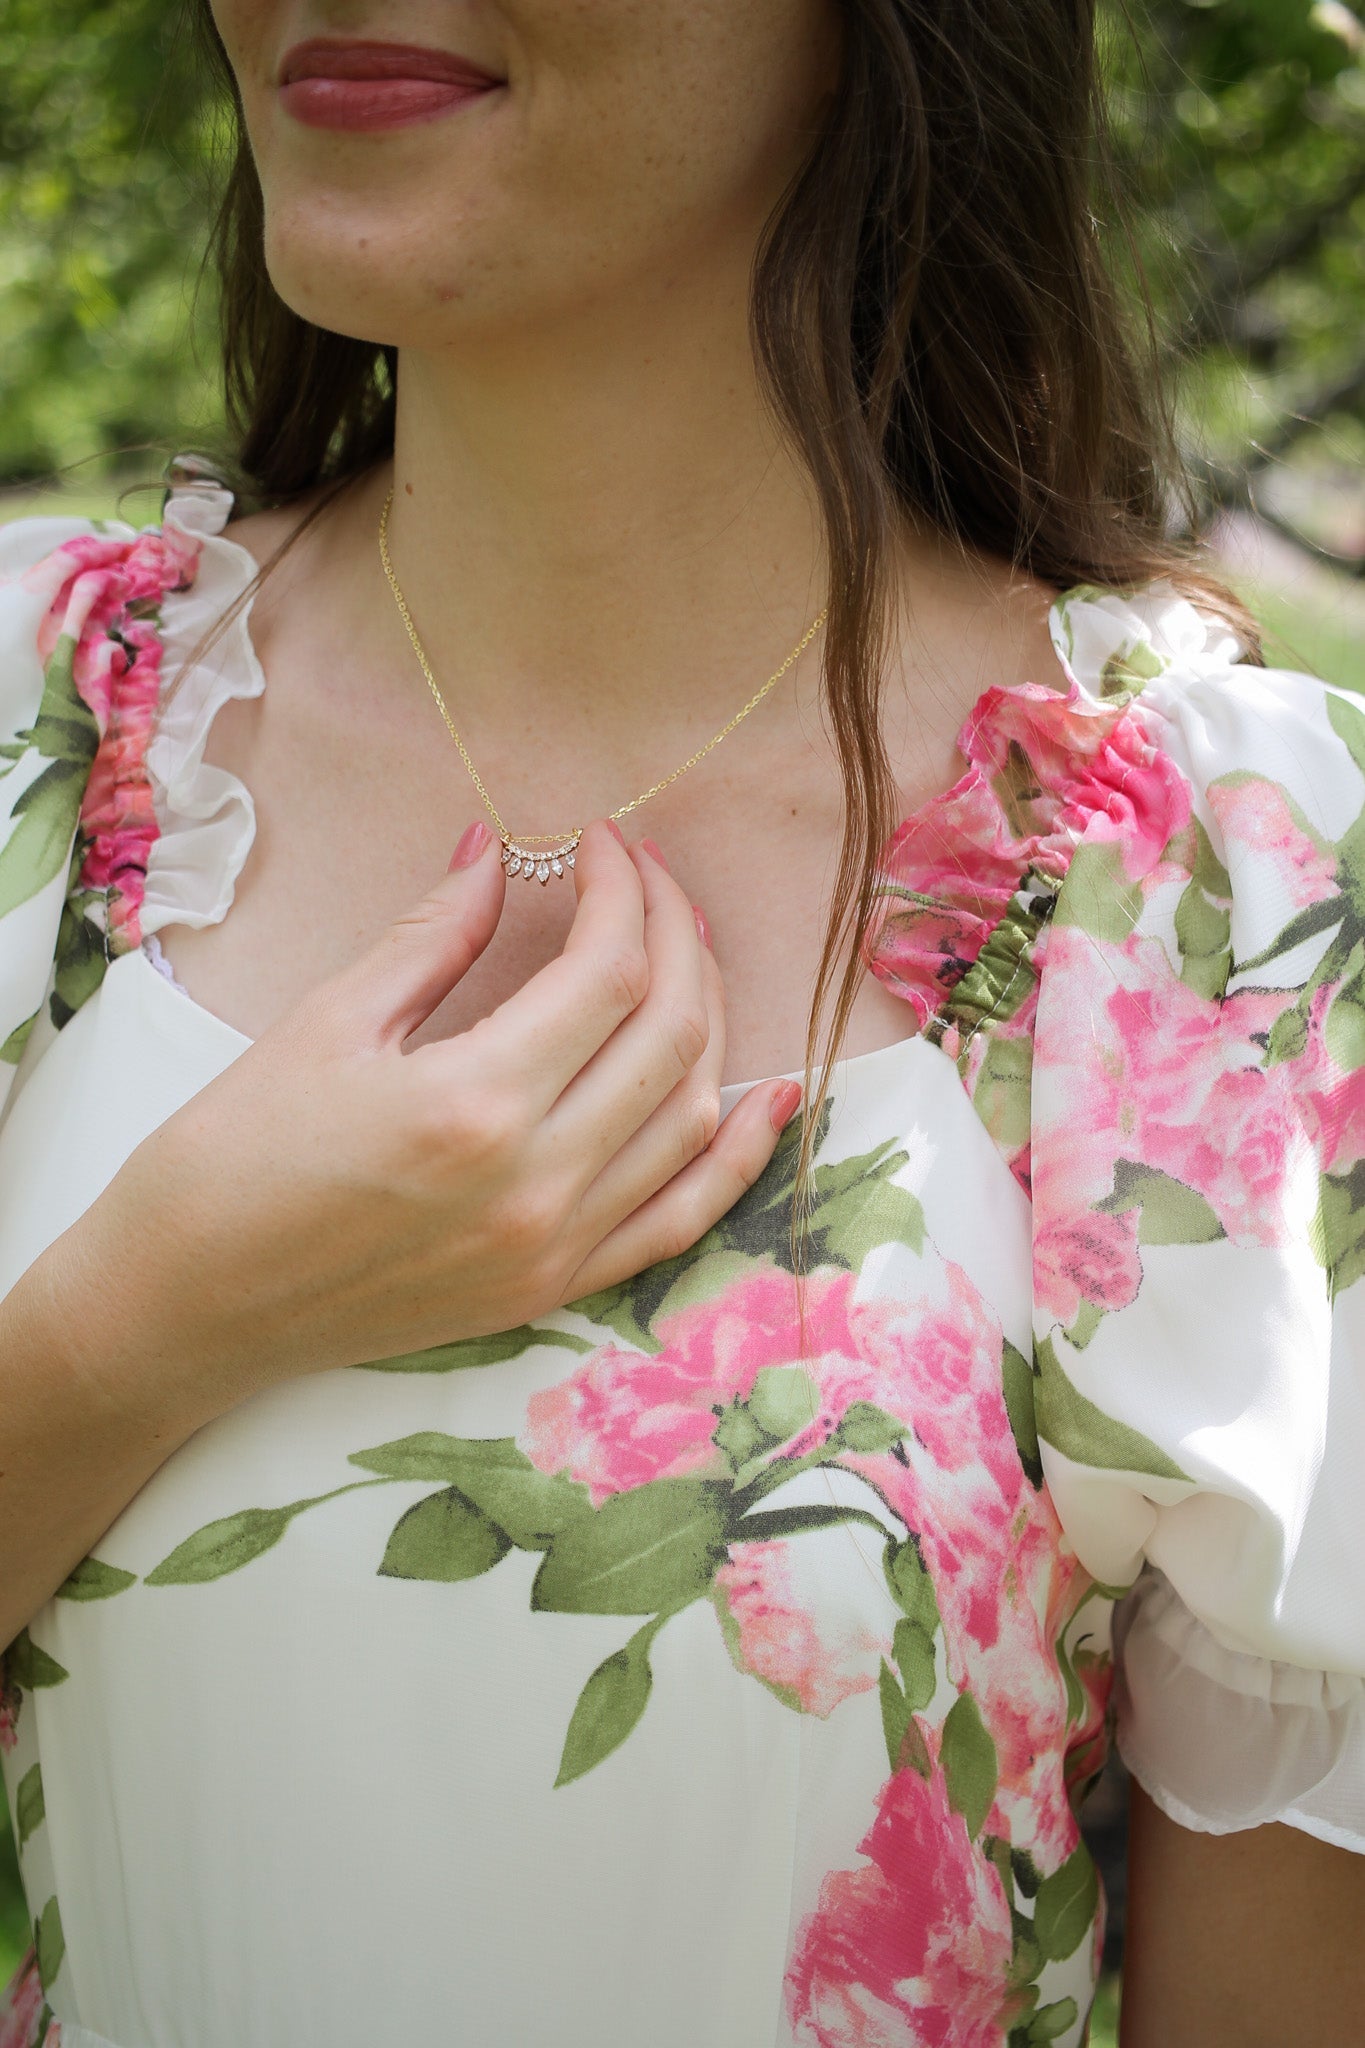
713,1537,896,1717
866,776,1032,1024
1056,712,1192,883
1036,923,1302,1267
521,1264,858,1504
786,1739,1017,2048
1032,1202,1143,1328
972,1511,1110,1873
0,1950,56,2048
22,523,203,954
1208,775,1338,912
1295,985,1365,1177
852,1261,1019,1496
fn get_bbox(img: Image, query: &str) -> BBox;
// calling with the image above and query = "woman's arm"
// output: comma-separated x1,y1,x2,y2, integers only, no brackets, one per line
1120,1779,1365,2046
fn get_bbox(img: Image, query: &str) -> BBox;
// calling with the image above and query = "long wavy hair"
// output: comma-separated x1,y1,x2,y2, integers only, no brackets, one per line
186,0,1259,1246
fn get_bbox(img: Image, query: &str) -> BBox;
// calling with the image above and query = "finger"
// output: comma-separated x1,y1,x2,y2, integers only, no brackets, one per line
543,842,710,1181
562,1078,802,1301
310,819,506,1048
437,819,651,1112
566,901,725,1216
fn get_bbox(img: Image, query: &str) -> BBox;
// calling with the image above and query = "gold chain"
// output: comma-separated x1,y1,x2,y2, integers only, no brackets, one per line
378,486,827,873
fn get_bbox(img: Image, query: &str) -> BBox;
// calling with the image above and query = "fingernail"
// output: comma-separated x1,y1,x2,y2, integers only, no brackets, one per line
770,1080,802,1131
449,821,492,871
693,905,712,948
641,837,670,874
604,819,626,847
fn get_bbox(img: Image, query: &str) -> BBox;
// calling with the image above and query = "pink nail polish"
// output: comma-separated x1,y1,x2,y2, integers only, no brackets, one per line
693,906,712,948
449,821,492,870
641,837,670,873
770,1080,802,1131
604,819,626,847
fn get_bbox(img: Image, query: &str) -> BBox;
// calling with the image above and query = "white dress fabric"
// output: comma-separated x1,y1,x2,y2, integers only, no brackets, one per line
0,466,1362,2048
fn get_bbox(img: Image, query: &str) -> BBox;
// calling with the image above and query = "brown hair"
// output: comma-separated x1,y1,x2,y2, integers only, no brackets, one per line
187,0,1259,1249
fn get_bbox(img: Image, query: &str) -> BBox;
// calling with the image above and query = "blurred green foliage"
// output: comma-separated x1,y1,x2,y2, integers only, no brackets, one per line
0,0,221,484
1105,0,1365,548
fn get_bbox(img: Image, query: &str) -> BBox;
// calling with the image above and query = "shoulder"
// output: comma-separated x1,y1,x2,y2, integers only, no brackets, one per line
1029,576,1365,1699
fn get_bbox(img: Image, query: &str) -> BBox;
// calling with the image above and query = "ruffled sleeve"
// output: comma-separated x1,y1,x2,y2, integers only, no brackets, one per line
0,458,261,1130
1030,583,1365,1851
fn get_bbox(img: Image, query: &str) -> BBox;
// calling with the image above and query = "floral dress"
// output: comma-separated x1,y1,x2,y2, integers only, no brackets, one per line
0,461,1362,2048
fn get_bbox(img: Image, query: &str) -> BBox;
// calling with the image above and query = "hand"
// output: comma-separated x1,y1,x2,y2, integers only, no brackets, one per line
51,820,798,1418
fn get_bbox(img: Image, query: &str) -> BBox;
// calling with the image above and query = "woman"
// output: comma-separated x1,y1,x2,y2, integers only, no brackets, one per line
0,2,1362,2043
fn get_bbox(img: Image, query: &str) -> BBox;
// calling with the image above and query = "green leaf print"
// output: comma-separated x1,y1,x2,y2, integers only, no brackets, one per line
883,1536,941,1635
650,1249,757,1328
1174,873,1232,1001
1099,636,1165,699
1031,1843,1099,1962
33,1896,64,1993
1024,1998,1080,2043
4,1631,68,1689
736,1503,893,1544
1235,892,1348,980
877,1662,931,1777
831,1403,908,1454
378,1487,512,1582
50,895,108,1030
940,1689,998,1840
146,1505,304,1583
555,1615,666,1788
0,757,88,921
1052,840,1144,947
746,1365,818,1442
55,1556,137,1601
1313,1159,1365,1298
892,1617,936,1712
1098,1160,1225,1246
1000,1339,1044,1489
1035,1336,1192,1481
25,636,101,765
16,1764,44,1851
361,1323,594,1374
967,1035,1033,1157
532,1477,729,1616
1010,1844,1044,1899
808,1175,925,1270
1326,980,1365,1072
0,1009,37,1064
350,1435,592,1550
712,1399,776,1471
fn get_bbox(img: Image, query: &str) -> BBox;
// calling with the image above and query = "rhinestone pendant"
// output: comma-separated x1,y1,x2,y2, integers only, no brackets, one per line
500,831,581,884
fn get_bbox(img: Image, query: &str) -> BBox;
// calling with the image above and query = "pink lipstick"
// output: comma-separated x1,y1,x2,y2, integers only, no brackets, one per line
278,39,504,132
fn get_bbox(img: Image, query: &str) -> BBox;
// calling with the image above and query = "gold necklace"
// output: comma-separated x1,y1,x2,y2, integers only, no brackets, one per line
378,487,828,884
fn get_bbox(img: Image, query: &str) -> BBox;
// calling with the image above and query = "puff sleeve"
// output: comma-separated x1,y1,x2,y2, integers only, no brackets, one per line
0,511,116,1120
1030,587,1365,1852
0,472,240,1136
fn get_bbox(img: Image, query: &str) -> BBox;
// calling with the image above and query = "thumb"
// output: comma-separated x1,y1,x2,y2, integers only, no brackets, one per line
325,819,506,1046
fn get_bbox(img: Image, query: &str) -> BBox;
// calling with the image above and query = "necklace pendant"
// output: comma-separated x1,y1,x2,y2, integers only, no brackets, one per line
500,832,581,884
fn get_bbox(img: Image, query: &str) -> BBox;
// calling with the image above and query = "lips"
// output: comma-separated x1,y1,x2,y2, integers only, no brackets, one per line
278,38,505,132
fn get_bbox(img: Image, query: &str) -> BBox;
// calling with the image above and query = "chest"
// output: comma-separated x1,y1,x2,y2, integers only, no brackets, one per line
149,625,952,1079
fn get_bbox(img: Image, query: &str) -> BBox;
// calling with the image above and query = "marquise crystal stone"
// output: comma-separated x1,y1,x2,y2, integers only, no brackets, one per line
498,832,582,883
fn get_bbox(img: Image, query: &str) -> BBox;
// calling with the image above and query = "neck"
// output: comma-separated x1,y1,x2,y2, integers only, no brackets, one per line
359,269,829,737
